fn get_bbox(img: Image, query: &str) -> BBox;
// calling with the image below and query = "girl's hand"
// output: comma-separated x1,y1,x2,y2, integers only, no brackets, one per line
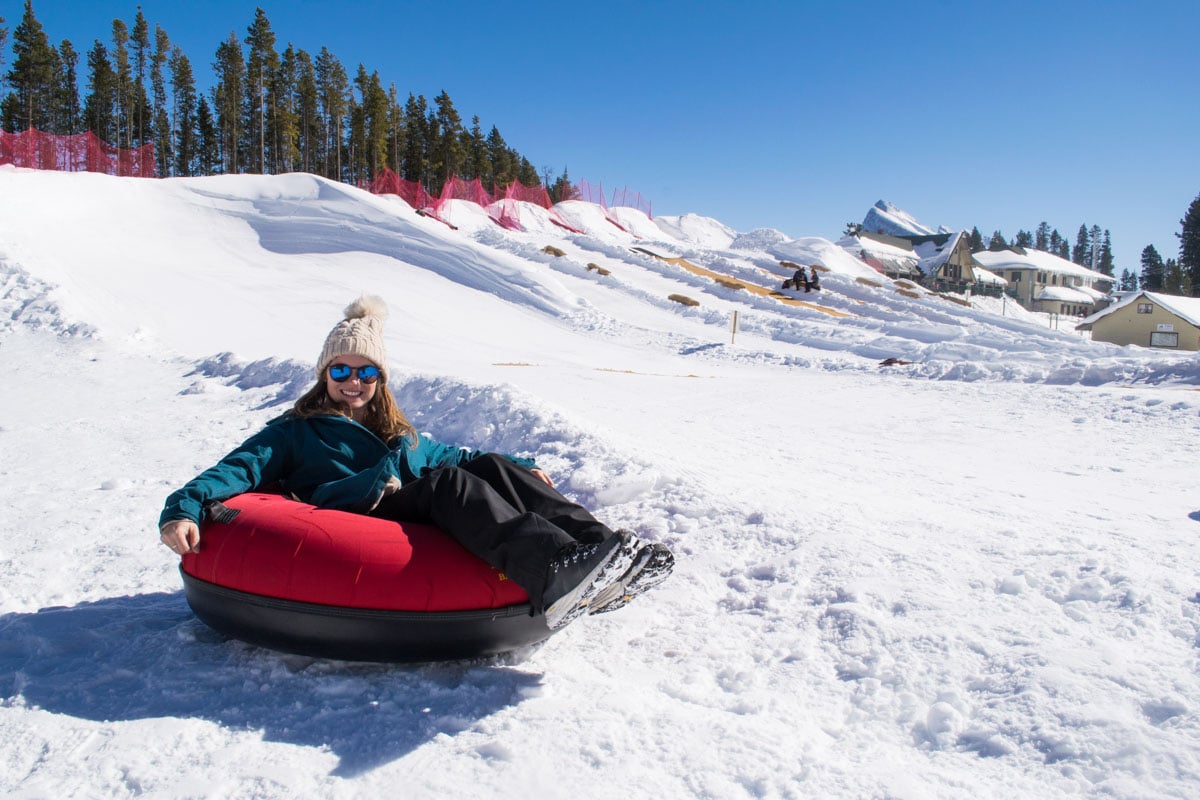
160,519,201,555
531,468,555,488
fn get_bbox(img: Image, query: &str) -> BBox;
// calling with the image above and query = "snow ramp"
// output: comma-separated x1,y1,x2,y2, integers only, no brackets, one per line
631,247,853,318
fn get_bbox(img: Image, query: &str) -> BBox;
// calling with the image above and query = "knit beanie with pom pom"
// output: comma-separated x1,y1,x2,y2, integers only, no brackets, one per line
316,295,390,382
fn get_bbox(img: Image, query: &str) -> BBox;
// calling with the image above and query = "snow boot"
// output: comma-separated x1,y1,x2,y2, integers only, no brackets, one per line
542,531,639,630
589,540,675,615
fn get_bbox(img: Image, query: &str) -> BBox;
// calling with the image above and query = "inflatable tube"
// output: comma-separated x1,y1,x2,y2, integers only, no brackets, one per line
179,493,552,662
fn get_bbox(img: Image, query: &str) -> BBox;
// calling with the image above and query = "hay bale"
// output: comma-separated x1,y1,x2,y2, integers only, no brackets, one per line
715,277,745,290
779,260,804,271
668,293,700,307
856,276,883,288
541,245,566,257
586,263,611,276
939,294,972,307
896,289,922,299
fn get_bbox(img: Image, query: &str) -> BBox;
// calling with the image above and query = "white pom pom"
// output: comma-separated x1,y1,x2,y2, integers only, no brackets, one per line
344,294,388,321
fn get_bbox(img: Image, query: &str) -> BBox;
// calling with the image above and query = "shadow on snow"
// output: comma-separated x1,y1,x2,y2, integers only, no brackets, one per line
0,591,542,778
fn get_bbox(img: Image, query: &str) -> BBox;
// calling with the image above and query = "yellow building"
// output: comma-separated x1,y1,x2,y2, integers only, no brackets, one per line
1076,291,1200,351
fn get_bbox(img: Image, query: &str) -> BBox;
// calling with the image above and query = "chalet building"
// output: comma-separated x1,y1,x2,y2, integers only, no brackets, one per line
972,247,1111,315
911,231,1007,294
1076,291,1200,351
842,229,1008,294
836,230,921,279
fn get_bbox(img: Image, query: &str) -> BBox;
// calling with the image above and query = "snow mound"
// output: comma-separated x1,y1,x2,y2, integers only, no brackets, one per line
652,213,737,249
730,227,792,251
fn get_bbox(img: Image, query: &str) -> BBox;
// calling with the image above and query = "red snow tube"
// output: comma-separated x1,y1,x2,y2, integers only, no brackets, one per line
179,492,552,662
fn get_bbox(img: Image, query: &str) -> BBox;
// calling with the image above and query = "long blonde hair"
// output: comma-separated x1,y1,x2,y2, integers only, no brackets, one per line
292,377,416,445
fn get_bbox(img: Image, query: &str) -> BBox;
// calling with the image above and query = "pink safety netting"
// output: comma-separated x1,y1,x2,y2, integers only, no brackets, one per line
609,186,652,218
368,168,433,211
574,179,627,232
0,128,157,177
361,172,646,237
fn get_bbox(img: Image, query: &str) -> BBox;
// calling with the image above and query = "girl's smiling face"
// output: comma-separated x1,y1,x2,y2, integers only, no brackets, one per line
325,354,378,419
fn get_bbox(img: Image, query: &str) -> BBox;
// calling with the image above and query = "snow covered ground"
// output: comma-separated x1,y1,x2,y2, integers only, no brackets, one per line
1,166,1198,799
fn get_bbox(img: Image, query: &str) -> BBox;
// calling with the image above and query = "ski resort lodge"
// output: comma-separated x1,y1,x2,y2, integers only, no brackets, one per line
1076,291,1200,351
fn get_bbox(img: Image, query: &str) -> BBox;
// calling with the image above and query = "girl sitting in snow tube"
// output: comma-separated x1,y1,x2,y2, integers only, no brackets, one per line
158,295,673,662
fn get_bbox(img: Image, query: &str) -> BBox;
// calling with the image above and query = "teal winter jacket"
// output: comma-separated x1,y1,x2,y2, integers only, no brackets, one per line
159,412,536,527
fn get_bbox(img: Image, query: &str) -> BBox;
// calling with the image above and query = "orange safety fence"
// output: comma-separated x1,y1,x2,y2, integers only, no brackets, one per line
0,128,157,177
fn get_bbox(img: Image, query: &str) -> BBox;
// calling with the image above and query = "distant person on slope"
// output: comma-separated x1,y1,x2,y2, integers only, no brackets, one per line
792,267,809,292
808,265,821,292
158,295,673,630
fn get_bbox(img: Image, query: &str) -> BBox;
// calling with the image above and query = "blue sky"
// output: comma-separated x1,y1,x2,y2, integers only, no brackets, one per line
7,0,1200,272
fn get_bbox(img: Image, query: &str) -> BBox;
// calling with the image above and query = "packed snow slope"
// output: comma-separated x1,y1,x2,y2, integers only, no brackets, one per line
1,167,1199,799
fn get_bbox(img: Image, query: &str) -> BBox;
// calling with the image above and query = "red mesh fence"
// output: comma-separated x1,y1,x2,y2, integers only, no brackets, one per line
360,173,645,236
434,175,493,212
574,179,627,232
489,198,522,231
0,128,157,177
575,179,608,209
502,180,553,209
609,186,652,218
368,167,433,210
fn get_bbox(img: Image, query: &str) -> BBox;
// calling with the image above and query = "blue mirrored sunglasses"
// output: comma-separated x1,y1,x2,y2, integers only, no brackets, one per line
328,363,381,383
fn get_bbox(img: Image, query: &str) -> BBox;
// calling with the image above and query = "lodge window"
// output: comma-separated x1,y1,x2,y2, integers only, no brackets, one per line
1137,303,1154,314
1150,331,1179,348
1011,272,1021,282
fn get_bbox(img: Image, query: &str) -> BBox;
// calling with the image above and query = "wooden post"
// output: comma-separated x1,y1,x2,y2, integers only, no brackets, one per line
731,310,739,343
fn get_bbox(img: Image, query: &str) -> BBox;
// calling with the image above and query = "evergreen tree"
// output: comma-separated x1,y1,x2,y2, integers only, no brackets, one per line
400,92,429,186
110,19,134,146
195,94,218,174
431,89,464,185
55,40,81,133
548,166,578,203
293,49,319,173
1057,237,1070,260
1139,244,1165,291
243,8,278,173
314,47,348,180
1014,229,1033,248
1087,224,1102,271
212,31,245,173
1034,221,1051,251
1098,230,1115,276
464,115,487,185
1163,258,1184,294
485,124,513,188
0,15,9,90
150,26,171,175
130,9,151,147
987,230,1009,251
385,83,403,174
515,156,540,187
1071,224,1090,266
1049,229,1063,257
2,1,60,132
1177,193,1200,294
83,40,118,144
1119,268,1138,291
169,47,198,176
351,65,388,181
967,227,985,253
271,44,301,173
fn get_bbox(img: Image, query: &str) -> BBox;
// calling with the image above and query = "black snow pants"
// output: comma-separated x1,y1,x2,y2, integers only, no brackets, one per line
370,453,617,610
